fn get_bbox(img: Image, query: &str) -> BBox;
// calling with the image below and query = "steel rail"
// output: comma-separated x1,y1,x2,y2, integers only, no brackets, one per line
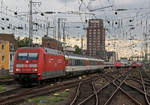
124,82,150,97
70,82,81,105
92,82,99,105
78,70,131,105
78,82,99,105
104,70,131,105
132,76,150,83
70,70,117,105
113,81,142,105
142,68,150,79
70,81,98,105
77,82,111,105
127,78,150,86
139,70,150,105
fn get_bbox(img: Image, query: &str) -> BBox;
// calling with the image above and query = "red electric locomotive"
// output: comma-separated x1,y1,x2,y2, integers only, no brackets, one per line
13,47,104,85
131,61,138,68
114,61,123,68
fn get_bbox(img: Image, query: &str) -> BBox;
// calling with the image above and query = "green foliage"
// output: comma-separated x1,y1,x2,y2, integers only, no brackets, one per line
26,90,69,104
15,37,32,48
0,85,7,92
0,75,12,79
60,91,69,97
74,45,82,54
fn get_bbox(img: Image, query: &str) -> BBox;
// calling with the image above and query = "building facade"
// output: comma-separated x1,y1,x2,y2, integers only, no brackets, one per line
86,19,105,58
42,36,63,51
106,51,116,62
0,34,17,50
0,34,16,74
0,41,9,75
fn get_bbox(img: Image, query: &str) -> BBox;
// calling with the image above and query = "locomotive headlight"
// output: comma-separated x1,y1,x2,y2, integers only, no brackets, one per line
32,69,37,71
16,69,20,71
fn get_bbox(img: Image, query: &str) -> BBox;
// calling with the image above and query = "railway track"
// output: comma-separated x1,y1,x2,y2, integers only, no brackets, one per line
0,79,15,85
69,68,150,105
1,68,150,105
0,81,79,105
69,68,130,105
70,81,98,105
0,73,100,105
0,68,119,105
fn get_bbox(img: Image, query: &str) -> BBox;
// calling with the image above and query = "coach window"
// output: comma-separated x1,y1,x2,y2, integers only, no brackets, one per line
72,59,75,66
79,60,81,65
75,59,79,66
80,60,82,66
90,61,93,65
10,54,12,61
67,60,70,65
92,61,95,65
78,60,81,66
79,60,82,66
75,59,77,66
84,60,86,66
81,60,83,66
82,60,84,66
70,59,72,66
75,60,77,66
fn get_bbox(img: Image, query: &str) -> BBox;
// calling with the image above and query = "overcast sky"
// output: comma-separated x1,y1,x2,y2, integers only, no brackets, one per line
3,0,150,12
0,0,150,40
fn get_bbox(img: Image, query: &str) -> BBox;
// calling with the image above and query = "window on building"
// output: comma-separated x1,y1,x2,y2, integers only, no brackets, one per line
10,44,14,50
10,54,12,61
2,45,5,50
2,56,5,62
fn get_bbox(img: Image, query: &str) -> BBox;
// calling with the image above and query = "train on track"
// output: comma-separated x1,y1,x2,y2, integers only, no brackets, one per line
13,47,106,85
13,47,141,86
114,61,142,68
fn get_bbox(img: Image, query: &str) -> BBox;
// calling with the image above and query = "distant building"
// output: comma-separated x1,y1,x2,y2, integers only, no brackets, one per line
0,33,17,51
0,41,9,75
106,51,116,62
42,36,63,51
86,19,105,59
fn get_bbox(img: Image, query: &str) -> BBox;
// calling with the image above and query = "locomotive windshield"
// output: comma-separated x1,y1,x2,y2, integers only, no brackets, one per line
17,53,39,60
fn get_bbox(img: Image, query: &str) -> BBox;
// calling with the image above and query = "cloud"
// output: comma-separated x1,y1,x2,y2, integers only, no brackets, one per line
114,0,135,5
114,0,149,8
56,0,75,3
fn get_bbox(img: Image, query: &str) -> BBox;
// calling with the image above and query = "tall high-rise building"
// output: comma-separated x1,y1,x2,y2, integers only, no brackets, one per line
86,19,105,58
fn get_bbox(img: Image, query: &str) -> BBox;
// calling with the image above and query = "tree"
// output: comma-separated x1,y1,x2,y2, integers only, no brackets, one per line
74,45,82,54
15,37,32,47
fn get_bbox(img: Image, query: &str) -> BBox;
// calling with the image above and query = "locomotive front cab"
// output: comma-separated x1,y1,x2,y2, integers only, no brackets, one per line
13,48,44,84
